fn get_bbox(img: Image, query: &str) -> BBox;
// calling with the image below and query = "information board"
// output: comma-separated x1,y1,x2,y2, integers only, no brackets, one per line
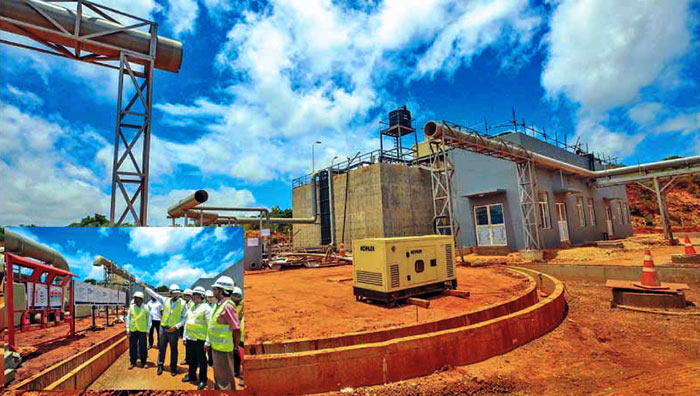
26,283,48,309
74,281,125,306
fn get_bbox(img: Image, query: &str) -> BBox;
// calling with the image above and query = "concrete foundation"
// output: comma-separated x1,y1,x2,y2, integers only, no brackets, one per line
293,163,433,250
611,289,687,309
245,268,566,395
671,254,700,265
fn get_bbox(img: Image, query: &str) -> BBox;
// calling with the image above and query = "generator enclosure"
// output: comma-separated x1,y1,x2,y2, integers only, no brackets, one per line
352,235,456,305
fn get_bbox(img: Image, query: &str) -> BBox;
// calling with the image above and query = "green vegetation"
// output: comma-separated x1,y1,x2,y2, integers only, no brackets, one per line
68,214,110,227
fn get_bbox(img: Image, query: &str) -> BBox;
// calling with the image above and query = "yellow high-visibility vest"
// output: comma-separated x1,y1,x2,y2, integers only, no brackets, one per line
207,300,235,352
129,304,149,332
162,297,185,327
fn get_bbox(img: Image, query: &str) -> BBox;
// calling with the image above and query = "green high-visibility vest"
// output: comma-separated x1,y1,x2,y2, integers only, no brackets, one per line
207,299,235,352
186,299,194,314
129,304,149,333
240,317,244,343
185,303,210,341
162,297,185,327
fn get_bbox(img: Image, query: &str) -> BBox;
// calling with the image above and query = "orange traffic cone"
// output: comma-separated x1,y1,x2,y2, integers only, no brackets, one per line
683,235,697,255
338,242,346,257
638,249,663,288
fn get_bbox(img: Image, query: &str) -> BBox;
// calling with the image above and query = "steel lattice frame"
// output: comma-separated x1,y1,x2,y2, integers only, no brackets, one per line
516,159,541,250
428,122,462,248
428,121,541,251
0,0,158,225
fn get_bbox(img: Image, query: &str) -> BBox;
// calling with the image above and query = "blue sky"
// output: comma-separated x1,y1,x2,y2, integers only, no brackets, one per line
1,0,698,226
6,226,244,287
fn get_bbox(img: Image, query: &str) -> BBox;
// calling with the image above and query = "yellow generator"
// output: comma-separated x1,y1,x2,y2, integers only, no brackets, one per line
352,235,457,306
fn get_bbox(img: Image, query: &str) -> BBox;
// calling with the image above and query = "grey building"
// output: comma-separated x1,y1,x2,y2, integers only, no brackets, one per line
446,132,633,251
190,259,244,292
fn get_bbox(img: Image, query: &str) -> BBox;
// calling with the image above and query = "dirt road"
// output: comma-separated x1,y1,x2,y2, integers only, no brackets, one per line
318,281,700,396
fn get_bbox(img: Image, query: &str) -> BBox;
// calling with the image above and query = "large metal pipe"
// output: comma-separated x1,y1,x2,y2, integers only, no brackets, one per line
168,190,208,218
424,121,700,180
93,255,135,283
4,229,70,271
173,172,321,226
424,120,596,177
1,0,183,72
185,210,219,226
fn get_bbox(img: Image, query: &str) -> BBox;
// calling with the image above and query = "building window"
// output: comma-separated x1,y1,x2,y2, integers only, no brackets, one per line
617,201,624,224
474,203,507,246
576,196,586,227
538,192,551,229
587,198,596,226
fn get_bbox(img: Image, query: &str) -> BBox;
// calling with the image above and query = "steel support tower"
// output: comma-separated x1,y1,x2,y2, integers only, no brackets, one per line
0,0,176,225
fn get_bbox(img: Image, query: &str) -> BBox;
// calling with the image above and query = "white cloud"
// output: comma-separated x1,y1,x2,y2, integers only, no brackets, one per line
127,227,203,256
414,0,541,78
628,102,665,126
0,102,110,226
152,254,214,287
155,0,541,184
654,110,699,135
165,0,199,38
574,116,644,160
542,0,692,114
5,85,43,108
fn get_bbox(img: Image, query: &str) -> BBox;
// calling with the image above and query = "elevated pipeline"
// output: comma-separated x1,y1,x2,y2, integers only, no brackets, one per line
1,0,183,72
423,120,700,180
4,229,70,271
92,256,135,283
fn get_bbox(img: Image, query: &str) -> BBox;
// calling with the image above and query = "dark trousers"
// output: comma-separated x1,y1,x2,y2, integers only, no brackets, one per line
186,339,207,384
233,341,243,377
149,320,160,347
207,345,213,366
158,326,179,371
129,331,147,365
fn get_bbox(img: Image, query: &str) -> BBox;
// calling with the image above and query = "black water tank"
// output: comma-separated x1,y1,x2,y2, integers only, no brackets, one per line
389,106,412,128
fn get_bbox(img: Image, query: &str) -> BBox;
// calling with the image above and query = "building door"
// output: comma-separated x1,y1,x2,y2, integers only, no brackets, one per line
474,204,507,246
605,205,614,238
555,202,569,242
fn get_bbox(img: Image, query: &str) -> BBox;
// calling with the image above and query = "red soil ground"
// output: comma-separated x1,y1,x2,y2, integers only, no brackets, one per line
245,265,531,344
319,281,700,396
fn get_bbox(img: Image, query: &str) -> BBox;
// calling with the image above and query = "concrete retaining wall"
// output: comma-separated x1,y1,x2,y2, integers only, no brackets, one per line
245,269,566,395
12,331,126,390
521,263,699,284
249,271,537,355
44,334,128,390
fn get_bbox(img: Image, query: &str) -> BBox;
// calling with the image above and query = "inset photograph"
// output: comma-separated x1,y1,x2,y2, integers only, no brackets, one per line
1,226,244,391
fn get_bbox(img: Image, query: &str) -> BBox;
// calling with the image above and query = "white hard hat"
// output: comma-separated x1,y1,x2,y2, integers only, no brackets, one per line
169,284,181,293
133,291,144,299
183,288,193,296
212,276,234,291
192,286,206,295
232,287,242,296
205,290,214,297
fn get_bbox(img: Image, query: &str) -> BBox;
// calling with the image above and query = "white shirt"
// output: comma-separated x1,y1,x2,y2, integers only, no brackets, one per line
183,302,212,341
147,299,163,321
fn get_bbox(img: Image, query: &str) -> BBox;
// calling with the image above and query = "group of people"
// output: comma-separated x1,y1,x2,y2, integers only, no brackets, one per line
125,276,244,390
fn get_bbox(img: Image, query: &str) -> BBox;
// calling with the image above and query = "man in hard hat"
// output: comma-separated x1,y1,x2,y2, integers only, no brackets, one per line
204,276,241,390
147,295,163,349
205,290,215,308
182,286,212,390
231,286,244,385
143,282,186,376
179,288,195,364
125,291,151,369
